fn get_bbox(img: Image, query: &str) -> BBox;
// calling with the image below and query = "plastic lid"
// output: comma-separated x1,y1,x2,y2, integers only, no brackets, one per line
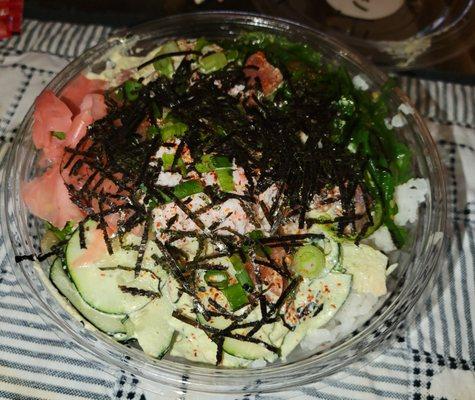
253,0,475,70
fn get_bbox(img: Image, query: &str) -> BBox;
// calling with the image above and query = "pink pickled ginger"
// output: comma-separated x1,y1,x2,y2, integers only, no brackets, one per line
60,75,106,115
24,75,108,228
22,164,84,228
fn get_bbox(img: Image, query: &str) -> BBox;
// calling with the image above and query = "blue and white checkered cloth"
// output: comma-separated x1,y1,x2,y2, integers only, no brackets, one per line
1,19,474,400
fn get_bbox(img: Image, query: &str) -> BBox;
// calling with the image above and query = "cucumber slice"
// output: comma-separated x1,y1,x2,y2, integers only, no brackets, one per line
259,320,290,348
222,338,276,361
66,220,164,314
123,298,175,358
173,308,275,364
325,240,342,272
170,322,256,367
280,273,352,358
49,259,128,335
196,314,232,330
170,325,218,365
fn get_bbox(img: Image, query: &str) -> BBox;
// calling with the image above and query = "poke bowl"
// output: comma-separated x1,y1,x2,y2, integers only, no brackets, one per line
0,12,446,395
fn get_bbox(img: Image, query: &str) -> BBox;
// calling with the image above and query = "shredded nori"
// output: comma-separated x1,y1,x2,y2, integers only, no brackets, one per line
23,34,410,362
118,285,161,299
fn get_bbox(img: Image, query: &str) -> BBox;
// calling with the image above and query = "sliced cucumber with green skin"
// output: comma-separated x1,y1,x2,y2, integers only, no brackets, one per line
197,314,232,330
324,240,341,271
170,315,247,366
280,273,352,358
259,320,290,348
222,338,277,361
50,259,128,335
170,326,253,367
196,311,277,361
123,297,175,358
66,220,164,315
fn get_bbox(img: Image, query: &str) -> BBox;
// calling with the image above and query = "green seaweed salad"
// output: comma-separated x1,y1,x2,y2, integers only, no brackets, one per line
23,32,415,367
226,32,412,246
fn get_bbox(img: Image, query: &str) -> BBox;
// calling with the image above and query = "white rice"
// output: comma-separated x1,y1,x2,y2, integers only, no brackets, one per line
156,171,182,187
352,74,369,91
391,113,407,128
394,178,429,225
249,359,267,369
364,225,396,253
300,292,380,351
398,103,414,115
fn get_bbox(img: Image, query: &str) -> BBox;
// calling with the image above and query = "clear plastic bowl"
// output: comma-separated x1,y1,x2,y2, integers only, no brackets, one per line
0,12,447,395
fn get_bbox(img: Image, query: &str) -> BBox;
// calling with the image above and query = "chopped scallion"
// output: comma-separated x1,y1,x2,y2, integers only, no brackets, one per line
51,131,66,140
199,52,228,74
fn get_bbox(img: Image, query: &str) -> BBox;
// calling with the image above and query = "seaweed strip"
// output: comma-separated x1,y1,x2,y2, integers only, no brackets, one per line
118,285,160,299
134,216,150,277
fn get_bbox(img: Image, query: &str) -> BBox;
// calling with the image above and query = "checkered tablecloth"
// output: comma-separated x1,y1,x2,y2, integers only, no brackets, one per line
0,19,474,400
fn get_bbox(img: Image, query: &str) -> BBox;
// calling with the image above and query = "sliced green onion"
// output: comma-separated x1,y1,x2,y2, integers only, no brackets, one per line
204,270,229,289
113,87,124,101
153,40,180,78
229,254,254,292
291,245,325,278
124,80,142,101
225,49,239,62
161,121,188,142
248,230,264,241
172,179,203,199
51,131,66,140
161,153,186,175
45,220,74,240
215,169,234,192
211,156,232,169
199,52,228,74
147,125,159,139
214,125,227,136
247,230,271,257
195,37,210,52
222,283,248,310
196,155,235,192
195,154,214,173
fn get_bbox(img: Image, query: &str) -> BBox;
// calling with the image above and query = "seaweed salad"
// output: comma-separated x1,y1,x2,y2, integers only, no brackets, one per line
20,32,426,367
